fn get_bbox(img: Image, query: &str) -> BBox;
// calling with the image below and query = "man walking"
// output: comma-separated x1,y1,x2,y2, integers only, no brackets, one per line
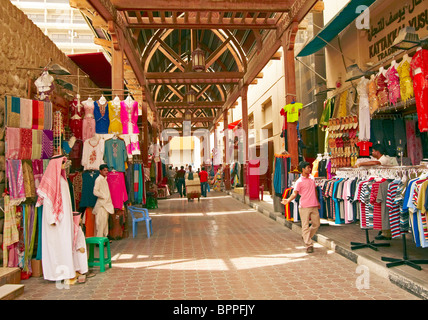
282,161,320,253
176,166,186,197
199,166,209,197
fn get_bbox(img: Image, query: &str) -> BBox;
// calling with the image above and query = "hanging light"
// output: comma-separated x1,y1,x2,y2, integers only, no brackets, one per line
186,89,196,105
184,110,192,121
392,27,420,50
192,30,206,72
345,63,374,82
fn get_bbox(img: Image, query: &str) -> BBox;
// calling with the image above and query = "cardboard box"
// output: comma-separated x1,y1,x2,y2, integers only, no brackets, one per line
31,259,43,277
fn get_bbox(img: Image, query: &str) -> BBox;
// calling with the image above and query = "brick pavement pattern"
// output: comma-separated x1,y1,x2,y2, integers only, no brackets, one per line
16,192,419,300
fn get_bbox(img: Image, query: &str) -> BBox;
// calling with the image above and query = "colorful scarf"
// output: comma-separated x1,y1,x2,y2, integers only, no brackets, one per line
41,130,53,159
44,101,52,130
6,127,20,159
22,160,36,198
6,159,26,206
134,163,140,203
19,128,33,160
31,129,42,159
32,159,44,190
19,98,33,129
6,96,21,128
2,195,19,267
36,157,67,223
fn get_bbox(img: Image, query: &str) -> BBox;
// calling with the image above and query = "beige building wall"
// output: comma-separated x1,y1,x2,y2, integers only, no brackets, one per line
0,0,99,204
231,48,286,159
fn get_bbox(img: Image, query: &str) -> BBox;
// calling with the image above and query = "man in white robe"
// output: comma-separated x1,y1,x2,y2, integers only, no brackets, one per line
92,164,114,237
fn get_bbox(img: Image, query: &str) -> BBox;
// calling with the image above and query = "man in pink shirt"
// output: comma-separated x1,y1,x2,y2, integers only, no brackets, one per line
282,161,320,253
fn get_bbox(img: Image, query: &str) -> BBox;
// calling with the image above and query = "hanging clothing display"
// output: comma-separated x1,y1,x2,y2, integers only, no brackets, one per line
357,77,370,141
369,76,379,115
94,99,110,134
386,63,401,106
107,171,128,209
19,98,33,129
82,98,95,141
69,98,83,140
108,98,123,134
121,98,139,134
397,56,414,104
282,102,303,123
410,48,428,132
81,136,105,171
376,70,389,108
104,138,127,172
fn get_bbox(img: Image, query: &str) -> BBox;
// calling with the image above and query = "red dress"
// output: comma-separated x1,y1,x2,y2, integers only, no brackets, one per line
376,73,389,107
69,99,83,140
410,49,428,132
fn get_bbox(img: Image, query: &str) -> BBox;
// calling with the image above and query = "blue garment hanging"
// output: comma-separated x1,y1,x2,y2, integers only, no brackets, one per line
273,157,283,195
36,206,43,260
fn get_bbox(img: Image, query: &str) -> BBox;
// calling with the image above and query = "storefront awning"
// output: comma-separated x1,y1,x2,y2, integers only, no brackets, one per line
68,52,111,89
228,119,242,130
296,0,377,57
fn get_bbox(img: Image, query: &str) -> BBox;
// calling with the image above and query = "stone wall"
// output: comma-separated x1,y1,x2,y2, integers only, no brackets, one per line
0,0,99,263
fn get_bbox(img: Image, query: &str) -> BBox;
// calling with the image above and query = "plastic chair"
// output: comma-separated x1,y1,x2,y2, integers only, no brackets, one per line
86,237,112,272
128,206,153,238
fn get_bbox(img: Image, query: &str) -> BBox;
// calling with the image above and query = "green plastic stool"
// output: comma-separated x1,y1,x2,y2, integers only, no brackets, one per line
86,237,112,272
146,196,158,209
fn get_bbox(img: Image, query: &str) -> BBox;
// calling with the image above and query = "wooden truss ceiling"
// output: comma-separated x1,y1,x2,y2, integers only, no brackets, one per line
71,0,321,131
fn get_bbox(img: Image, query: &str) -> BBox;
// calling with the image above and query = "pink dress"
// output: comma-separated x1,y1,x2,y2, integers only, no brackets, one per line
82,99,95,141
120,100,139,134
107,171,128,209
385,65,401,106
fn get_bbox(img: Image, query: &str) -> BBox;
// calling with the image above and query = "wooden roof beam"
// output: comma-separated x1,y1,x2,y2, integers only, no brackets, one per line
126,16,277,29
111,0,295,12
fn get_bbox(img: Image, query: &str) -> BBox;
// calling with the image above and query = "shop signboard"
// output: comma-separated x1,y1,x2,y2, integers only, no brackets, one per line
365,0,428,62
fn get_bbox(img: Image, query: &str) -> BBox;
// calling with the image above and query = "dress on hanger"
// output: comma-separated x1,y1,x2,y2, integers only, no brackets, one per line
397,59,414,103
410,49,428,132
81,137,105,171
104,138,127,172
357,77,370,141
385,65,401,106
369,77,379,114
69,98,83,140
82,99,95,141
120,99,139,134
108,99,123,134
376,72,389,107
94,100,109,134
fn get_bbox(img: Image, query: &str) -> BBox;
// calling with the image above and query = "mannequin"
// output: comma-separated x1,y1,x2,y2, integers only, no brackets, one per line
36,157,75,282
35,70,54,93
99,94,107,105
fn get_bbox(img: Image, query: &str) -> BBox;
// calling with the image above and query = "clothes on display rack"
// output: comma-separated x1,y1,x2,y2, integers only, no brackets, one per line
82,98,95,141
81,136,105,171
121,98,139,134
108,98,123,134
104,137,127,172
410,47,428,133
69,98,83,140
94,100,110,134
107,171,128,209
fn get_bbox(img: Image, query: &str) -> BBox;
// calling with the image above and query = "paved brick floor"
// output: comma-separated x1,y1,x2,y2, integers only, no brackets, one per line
16,192,419,300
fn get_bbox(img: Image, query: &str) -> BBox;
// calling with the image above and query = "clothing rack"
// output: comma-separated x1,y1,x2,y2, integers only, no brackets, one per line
337,166,428,268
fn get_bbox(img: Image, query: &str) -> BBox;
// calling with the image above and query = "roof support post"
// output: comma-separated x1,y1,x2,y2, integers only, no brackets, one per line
109,21,124,99
282,22,299,169
223,110,231,190
241,84,249,196
141,87,149,166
